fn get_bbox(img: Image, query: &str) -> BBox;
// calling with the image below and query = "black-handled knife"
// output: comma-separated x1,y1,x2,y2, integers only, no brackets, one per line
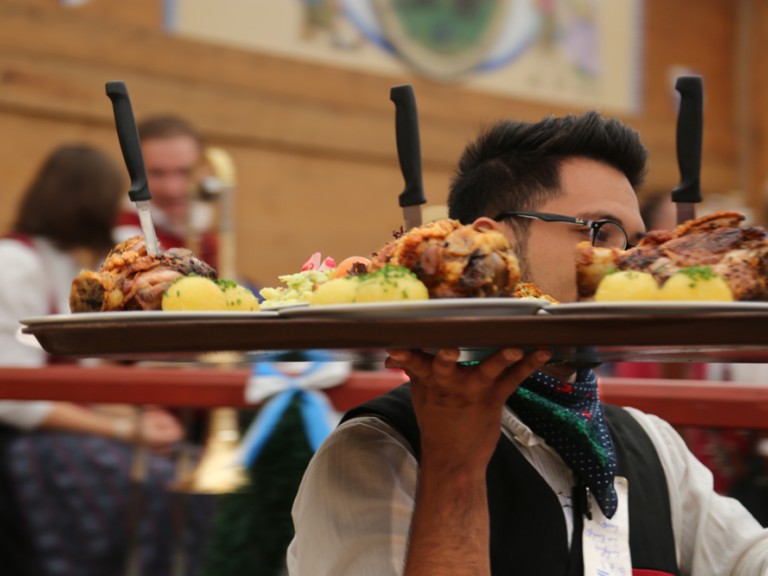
106,80,160,254
390,84,426,230
671,75,703,225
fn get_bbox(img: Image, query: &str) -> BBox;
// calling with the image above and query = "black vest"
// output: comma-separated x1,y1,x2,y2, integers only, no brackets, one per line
343,383,680,576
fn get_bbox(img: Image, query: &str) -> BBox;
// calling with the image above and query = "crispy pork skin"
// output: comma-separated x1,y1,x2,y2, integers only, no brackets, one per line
575,242,619,299
575,211,768,301
70,235,217,312
370,219,521,298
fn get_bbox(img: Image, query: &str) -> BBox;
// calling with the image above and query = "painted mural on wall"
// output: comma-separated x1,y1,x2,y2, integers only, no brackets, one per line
169,0,642,113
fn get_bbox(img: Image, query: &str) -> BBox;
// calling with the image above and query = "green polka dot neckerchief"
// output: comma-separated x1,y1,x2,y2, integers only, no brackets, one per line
508,369,618,518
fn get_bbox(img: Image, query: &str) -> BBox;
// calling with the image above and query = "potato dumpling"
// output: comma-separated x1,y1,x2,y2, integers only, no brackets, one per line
162,276,228,311
219,281,260,311
659,267,733,301
309,277,359,306
594,270,660,302
354,267,429,303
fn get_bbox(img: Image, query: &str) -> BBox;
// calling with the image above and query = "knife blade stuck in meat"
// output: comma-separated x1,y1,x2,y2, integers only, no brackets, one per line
105,81,160,255
390,85,426,231
671,75,704,226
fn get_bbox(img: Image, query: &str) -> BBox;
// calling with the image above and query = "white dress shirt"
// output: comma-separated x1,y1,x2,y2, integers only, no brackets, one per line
0,237,82,428
287,405,768,576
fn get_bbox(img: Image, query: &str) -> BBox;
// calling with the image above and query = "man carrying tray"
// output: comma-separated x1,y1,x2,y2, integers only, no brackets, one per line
288,112,768,575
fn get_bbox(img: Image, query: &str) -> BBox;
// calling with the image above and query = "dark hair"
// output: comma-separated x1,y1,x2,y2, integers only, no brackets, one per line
13,145,125,252
137,115,204,148
448,111,648,225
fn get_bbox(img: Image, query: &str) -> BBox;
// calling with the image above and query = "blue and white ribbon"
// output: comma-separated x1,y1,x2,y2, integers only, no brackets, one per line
236,352,351,467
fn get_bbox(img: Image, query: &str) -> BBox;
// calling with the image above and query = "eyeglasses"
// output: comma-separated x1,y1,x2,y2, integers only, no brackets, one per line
493,211,632,250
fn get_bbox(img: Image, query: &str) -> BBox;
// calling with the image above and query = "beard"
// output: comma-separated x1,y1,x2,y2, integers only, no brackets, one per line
512,236,532,283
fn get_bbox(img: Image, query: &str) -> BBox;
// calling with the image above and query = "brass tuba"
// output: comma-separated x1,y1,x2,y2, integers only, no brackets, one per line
174,404,247,493
175,148,248,494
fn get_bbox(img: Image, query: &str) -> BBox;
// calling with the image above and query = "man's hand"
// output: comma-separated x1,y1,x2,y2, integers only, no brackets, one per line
385,347,551,472
112,406,184,454
384,347,551,576
136,407,184,452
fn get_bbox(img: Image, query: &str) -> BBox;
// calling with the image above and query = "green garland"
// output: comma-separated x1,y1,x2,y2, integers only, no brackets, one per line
199,395,313,576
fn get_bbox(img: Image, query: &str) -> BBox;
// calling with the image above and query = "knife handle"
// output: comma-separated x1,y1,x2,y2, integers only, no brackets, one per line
106,81,151,203
390,85,426,208
671,76,703,204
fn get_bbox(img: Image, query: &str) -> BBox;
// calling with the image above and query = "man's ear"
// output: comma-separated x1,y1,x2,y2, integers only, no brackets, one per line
472,217,516,249
472,217,498,232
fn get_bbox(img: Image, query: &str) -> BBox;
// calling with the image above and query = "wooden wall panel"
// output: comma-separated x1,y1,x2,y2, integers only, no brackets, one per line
0,111,120,223
227,147,412,285
21,0,161,30
747,0,768,219
641,0,739,196
0,0,759,286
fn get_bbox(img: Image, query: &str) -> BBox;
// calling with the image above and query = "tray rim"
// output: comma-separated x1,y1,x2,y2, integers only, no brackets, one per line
21,311,768,364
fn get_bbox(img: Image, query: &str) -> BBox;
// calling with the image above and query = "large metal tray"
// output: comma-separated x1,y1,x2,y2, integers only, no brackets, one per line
21,309,768,365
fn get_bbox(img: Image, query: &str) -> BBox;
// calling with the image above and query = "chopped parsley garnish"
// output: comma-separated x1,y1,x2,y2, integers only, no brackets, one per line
680,266,718,282
362,264,419,283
